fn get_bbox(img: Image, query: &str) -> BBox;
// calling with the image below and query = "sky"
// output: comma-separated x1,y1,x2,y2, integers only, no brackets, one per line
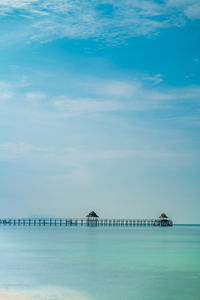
0,0,200,223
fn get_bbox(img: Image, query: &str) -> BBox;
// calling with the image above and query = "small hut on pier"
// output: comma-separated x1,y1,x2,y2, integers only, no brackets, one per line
158,213,172,226
86,211,99,226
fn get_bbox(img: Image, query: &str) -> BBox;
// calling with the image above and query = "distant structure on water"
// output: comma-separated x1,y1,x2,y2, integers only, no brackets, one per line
86,211,99,226
85,211,173,227
0,211,173,227
156,213,173,227
86,211,99,219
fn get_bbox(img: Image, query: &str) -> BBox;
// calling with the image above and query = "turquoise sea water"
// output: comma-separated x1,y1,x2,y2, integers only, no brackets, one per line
0,225,200,300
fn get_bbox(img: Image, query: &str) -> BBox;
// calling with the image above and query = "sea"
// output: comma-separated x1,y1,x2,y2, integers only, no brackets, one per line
0,225,200,300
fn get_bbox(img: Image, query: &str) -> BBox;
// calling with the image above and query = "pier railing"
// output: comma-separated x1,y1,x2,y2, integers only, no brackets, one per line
0,218,173,227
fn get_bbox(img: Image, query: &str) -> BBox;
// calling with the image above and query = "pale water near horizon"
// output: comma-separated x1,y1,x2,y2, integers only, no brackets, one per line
0,225,200,300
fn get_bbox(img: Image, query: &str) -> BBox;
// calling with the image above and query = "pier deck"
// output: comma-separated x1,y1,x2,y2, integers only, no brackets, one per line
0,218,173,227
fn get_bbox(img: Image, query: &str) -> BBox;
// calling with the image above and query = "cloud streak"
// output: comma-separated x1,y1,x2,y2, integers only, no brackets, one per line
0,143,47,161
1,77,200,121
53,97,122,117
1,143,196,172
0,0,200,44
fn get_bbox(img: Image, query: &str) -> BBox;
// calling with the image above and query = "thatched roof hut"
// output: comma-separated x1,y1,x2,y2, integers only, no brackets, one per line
159,213,168,219
86,211,99,218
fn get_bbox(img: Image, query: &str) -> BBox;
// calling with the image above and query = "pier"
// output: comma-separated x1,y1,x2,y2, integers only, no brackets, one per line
0,216,173,227
0,211,173,227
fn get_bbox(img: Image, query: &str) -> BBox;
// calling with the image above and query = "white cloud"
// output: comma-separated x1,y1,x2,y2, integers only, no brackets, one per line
0,0,200,44
41,146,196,170
0,81,14,100
167,0,200,20
0,141,197,169
0,80,12,89
86,149,177,160
171,115,200,127
53,97,122,116
91,80,140,98
0,78,31,90
82,79,200,110
184,3,200,19
47,168,90,186
1,77,200,121
26,91,47,101
143,74,164,84
0,91,13,100
0,78,31,101
0,143,47,161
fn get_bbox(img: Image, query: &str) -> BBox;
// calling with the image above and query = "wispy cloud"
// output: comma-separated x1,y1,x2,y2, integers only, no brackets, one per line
142,74,164,84
166,0,200,20
0,143,47,161
89,80,140,98
1,142,188,165
170,115,200,127
34,145,200,170
0,77,31,90
53,96,122,117
26,91,47,101
1,77,200,120
0,0,200,44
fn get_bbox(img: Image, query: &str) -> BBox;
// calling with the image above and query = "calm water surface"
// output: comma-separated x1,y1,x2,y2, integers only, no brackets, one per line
0,225,200,300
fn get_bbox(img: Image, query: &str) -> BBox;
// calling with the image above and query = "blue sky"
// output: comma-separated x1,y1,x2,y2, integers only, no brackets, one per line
0,0,200,223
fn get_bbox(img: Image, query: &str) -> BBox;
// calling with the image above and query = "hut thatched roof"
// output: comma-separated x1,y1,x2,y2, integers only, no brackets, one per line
159,213,168,219
86,211,99,218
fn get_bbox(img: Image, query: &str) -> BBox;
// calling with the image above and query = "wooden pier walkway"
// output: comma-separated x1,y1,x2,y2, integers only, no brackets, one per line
0,218,173,227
